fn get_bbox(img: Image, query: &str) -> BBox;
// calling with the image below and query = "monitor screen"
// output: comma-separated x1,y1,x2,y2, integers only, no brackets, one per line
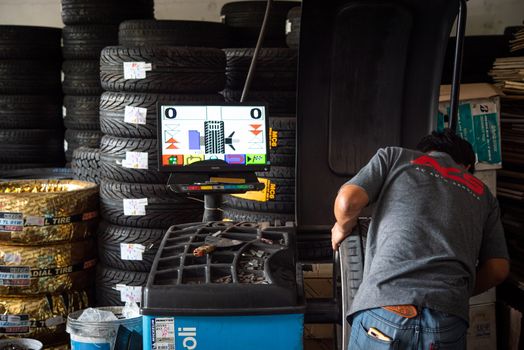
157,103,270,173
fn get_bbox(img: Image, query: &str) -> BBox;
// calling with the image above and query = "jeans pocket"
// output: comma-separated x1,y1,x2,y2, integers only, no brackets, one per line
354,321,399,350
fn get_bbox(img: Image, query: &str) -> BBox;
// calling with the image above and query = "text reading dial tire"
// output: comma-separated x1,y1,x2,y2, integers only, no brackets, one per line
250,108,262,119
164,107,177,119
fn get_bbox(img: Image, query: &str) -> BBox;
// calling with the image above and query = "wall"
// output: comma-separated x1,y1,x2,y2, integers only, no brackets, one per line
0,0,522,36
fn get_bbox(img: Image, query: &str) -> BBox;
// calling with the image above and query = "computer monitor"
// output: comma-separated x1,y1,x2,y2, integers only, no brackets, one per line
157,103,270,173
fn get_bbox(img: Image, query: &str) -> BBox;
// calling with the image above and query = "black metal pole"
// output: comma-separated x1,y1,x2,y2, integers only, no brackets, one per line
203,194,222,222
449,0,467,132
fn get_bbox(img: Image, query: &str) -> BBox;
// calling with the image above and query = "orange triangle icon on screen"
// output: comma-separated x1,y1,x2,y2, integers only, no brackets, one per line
167,143,178,149
167,138,178,143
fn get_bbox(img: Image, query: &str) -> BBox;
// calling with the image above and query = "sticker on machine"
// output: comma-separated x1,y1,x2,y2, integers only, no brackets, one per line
0,314,30,334
152,317,175,350
0,212,24,232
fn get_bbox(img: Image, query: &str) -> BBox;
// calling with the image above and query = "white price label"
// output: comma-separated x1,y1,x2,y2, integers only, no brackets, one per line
45,316,65,327
120,243,146,261
62,106,67,117
124,106,147,125
123,198,148,216
64,140,68,152
285,20,292,34
472,102,497,116
123,62,152,79
153,317,175,345
116,284,142,303
122,151,148,170
25,216,45,226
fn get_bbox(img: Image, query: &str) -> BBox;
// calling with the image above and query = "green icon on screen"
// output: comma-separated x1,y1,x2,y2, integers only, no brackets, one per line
245,154,266,165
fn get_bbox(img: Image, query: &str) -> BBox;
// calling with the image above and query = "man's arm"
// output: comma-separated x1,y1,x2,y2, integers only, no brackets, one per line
472,258,510,296
331,184,369,250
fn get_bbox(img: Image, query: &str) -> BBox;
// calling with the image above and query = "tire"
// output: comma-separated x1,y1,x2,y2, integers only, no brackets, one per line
0,129,64,163
65,129,103,162
100,179,204,229
224,48,297,90
0,25,61,59
256,165,294,179
222,207,295,223
62,60,103,95
62,0,154,25
0,61,60,94
119,20,229,48
269,153,295,167
1,290,91,345
99,135,168,184
62,25,119,59
222,89,296,114
0,239,96,295
99,92,224,138
269,117,296,144
286,7,301,49
0,95,62,129
96,265,148,306
0,163,67,172
72,147,101,184
100,46,226,94
221,1,299,48
63,95,101,130
0,179,99,245
297,239,332,262
98,221,164,272
224,195,294,213
0,167,72,180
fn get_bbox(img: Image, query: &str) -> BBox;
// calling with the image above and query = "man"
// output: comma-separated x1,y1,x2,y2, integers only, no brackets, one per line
332,129,509,349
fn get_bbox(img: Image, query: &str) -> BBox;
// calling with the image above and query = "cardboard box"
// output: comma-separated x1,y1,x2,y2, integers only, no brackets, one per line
304,278,333,299
469,287,496,305
438,84,502,170
467,303,497,350
304,324,335,339
303,339,334,350
475,170,497,195
303,263,333,278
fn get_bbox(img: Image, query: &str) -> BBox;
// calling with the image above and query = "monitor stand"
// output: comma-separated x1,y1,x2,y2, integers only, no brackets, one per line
167,172,265,222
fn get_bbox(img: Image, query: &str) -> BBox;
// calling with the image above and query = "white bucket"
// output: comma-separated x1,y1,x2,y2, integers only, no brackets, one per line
66,307,142,350
0,339,43,350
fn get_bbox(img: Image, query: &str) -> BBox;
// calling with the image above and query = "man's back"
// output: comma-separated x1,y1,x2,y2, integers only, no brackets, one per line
348,147,506,322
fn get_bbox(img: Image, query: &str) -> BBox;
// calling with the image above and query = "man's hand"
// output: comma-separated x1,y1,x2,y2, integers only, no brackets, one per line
331,222,350,250
331,184,370,251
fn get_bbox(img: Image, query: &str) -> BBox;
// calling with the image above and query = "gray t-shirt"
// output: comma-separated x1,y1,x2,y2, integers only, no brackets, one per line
347,147,509,322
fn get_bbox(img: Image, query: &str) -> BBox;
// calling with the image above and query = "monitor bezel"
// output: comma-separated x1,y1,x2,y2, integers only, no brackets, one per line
156,102,271,173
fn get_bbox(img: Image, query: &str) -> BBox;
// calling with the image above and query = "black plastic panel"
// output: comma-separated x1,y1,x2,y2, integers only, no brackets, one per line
297,0,459,227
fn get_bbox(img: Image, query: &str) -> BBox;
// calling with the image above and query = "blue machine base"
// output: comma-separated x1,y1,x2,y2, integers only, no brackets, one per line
143,314,304,350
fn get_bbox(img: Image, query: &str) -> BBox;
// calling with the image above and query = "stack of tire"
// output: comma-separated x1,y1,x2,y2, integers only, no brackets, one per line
0,179,98,347
61,0,155,163
286,6,301,49
0,26,64,171
221,48,298,223
95,20,228,306
221,1,299,48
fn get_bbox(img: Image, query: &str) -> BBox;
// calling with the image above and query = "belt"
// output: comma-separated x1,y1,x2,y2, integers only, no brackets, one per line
382,305,418,318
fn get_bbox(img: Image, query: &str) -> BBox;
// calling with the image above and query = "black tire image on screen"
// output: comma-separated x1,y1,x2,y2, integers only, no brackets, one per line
204,120,225,154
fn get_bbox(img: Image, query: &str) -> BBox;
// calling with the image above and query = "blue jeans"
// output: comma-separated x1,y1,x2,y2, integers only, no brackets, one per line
349,307,468,350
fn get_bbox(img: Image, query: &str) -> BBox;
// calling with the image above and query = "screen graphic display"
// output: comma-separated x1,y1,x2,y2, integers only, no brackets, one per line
158,104,269,172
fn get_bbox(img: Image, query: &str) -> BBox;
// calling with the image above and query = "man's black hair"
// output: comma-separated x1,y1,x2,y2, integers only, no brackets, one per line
416,128,476,173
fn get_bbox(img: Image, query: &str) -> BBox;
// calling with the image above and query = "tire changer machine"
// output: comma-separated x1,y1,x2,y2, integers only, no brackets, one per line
140,0,468,349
